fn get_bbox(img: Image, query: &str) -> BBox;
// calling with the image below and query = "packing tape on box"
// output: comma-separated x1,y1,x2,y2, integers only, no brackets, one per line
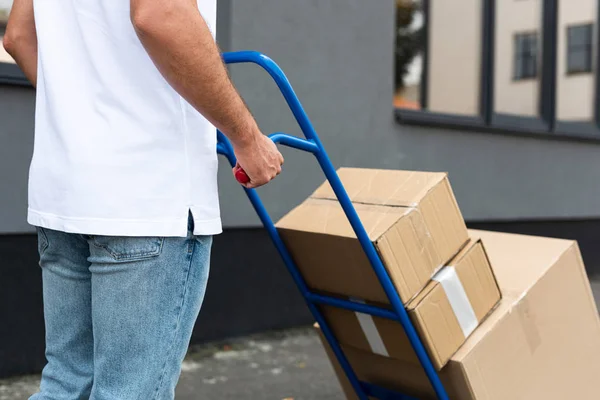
350,298,390,357
433,266,478,338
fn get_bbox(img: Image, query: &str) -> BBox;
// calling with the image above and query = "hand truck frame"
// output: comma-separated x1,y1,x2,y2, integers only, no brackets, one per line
217,51,450,400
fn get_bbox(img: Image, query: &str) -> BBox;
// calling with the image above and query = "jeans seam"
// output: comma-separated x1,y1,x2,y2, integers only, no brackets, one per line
151,240,196,399
90,238,165,261
38,227,50,256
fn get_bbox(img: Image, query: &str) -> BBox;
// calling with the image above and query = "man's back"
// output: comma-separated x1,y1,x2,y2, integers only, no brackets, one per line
29,1,221,236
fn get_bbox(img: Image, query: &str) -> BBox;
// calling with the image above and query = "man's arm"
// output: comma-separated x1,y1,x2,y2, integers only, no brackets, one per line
3,0,37,86
131,0,283,188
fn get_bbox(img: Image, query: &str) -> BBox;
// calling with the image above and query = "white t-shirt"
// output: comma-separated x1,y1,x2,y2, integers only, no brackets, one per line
28,1,222,237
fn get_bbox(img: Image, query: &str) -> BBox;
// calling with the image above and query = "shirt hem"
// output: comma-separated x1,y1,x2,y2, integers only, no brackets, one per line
28,208,223,237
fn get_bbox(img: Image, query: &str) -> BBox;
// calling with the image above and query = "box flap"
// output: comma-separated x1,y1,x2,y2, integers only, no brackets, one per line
453,240,501,322
311,168,447,207
468,229,574,296
276,198,411,241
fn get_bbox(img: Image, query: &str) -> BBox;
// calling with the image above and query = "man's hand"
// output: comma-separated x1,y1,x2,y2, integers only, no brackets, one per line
233,135,284,189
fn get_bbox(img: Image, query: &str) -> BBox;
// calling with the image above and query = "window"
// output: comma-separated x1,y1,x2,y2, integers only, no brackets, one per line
567,24,593,74
554,1,597,130
394,0,484,117
514,33,539,80
494,0,544,120
395,0,600,140
394,0,424,111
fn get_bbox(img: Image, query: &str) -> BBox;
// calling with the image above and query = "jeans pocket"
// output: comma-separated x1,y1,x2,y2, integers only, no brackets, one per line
37,227,49,257
90,236,164,262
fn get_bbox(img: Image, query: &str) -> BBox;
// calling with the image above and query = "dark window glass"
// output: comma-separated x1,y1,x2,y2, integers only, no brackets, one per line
514,33,539,80
394,0,424,110
567,24,593,74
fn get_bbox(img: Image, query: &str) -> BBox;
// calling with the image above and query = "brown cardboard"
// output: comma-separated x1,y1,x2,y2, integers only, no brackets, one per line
317,230,600,399
276,168,468,304
407,239,501,369
321,239,500,370
314,323,362,400
312,168,469,266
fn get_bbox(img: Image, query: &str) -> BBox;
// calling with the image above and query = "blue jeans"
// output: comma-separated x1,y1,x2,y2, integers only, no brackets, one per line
30,217,212,400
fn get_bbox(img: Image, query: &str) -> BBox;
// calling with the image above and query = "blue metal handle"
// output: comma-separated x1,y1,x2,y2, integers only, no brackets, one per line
217,51,450,400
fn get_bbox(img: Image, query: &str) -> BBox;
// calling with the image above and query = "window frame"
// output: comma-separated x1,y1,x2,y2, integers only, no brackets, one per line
566,23,593,75
396,0,600,143
513,31,539,81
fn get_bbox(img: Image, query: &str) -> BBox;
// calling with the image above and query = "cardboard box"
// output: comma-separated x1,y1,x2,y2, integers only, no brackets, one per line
315,323,362,400
315,323,426,400
276,168,468,304
317,230,600,399
321,239,501,370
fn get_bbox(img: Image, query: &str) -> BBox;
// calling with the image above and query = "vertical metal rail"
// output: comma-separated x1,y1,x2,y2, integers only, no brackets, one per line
217,51,449,400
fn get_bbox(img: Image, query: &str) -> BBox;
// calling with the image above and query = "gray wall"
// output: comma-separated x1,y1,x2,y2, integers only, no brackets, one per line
219,0,600,228
3,0,600,234
0,85,35,234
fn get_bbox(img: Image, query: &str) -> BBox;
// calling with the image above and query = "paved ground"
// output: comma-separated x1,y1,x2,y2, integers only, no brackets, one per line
0,328,345,400
2,280,599,400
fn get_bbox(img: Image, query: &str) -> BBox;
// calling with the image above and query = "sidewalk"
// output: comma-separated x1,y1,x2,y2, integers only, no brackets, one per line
2,280,599,400
0,328,344,400
176,328,343,400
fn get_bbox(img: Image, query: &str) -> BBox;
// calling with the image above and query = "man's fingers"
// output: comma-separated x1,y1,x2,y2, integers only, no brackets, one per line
245,170,281,189
245,176,267,189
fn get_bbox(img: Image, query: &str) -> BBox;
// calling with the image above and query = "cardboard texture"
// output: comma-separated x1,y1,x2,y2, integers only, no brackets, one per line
321,239,500,370
317,230,600,400
276,168,468,304
314,323,363,400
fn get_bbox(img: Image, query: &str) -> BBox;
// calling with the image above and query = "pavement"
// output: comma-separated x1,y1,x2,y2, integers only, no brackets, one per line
0,328,345,400
2,279,600,400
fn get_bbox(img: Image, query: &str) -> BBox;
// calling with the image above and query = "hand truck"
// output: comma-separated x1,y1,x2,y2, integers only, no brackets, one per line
217,51,450,400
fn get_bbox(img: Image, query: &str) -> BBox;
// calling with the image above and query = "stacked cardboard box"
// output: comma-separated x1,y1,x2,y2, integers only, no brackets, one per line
317,229,600,399
276,168,600,399
276,168,501,372
320,238,500,369
277,168,470,304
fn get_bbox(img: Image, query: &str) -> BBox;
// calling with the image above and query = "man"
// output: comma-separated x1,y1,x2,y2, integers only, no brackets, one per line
4,0,283,398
